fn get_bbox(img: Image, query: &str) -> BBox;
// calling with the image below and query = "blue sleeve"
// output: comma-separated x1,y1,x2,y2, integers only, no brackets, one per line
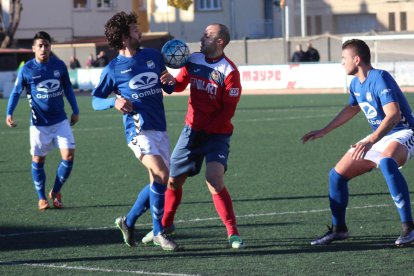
376,71,399,106
6,92,21,116
163,83,175,94
6,69,25,116
92,66,115,98
61,65,79,115
91,66,117,111
92,96,116,111
348,79,358,106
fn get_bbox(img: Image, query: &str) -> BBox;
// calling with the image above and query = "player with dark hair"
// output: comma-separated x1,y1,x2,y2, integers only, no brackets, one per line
6,31,79,210
142,23,245,249
92,12,178,251
302,38,414,246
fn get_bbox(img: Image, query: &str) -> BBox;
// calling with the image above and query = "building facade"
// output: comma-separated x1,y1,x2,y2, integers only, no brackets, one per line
7,0,414,44
146,0,414,41
11,0,140,44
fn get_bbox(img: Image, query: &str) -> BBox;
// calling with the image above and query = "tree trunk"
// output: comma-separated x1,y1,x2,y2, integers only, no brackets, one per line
0,0,23,48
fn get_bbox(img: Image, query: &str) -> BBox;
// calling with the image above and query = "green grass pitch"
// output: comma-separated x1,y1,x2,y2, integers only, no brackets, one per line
1,93,414,275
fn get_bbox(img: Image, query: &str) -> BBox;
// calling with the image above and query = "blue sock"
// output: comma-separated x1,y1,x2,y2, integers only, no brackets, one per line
149,181,167,235
32,161,46,200
329,168,349,227
125,184,151,227
52,160,73,193
380,157,413,223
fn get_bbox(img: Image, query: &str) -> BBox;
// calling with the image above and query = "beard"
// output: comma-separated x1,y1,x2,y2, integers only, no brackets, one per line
130,37,141,49
347,66,358,76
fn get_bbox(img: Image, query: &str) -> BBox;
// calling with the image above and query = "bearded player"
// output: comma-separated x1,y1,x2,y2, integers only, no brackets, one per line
143,23,245,249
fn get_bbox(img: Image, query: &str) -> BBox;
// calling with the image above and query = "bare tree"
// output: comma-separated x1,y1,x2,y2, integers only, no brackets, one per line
0,0,23,48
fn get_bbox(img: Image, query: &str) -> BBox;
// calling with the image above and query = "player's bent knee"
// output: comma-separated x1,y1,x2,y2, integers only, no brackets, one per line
168,175,186,190
153,172,169,184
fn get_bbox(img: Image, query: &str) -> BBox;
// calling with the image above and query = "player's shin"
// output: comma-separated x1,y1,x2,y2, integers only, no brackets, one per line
380,158,413,223
162,188,183,228
126,184,150,226
149,182,167,235
52,160,73,193
329,168,349,228
32,161,46,200
212,187,239,237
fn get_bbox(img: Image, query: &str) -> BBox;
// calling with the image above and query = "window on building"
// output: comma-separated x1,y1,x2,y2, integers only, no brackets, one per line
315,15,322,35
400,12,407,31
389,12,395,31
196,0,222,11
73,0,88,9
97,0,113,9
306,16,312,36
155,0,168,12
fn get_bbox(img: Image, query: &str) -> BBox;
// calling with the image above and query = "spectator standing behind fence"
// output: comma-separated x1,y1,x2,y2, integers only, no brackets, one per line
69,56,81,70
93,51,108,67
85,54,95,68
291,44,306,62
305,42,320,62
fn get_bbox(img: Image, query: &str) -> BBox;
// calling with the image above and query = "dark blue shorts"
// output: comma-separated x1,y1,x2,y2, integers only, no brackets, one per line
170,125,231,178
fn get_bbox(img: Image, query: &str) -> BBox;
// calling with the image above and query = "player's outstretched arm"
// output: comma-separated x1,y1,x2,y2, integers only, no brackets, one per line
301,129,326,144
302,104,360,144
160,70,176,86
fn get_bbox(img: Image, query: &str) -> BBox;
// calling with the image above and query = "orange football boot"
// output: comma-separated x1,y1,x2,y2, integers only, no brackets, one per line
38,199,50,211
48,191,63,209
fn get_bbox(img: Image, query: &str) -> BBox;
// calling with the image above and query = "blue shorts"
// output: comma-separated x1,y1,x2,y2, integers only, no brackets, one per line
170,125,231,178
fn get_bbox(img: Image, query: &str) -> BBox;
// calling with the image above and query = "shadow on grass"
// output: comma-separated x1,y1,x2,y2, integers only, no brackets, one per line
1,234,408,268
0,226,121,251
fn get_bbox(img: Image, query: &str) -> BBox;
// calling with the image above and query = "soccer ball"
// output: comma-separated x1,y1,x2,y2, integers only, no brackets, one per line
161,39,190,69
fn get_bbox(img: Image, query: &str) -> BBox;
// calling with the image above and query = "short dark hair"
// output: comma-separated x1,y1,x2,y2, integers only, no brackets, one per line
342,39,371,64
33,31,51,45
104,11,138,51
215,23,230,48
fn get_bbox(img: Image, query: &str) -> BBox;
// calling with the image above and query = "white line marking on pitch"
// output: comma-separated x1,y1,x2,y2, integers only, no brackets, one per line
0,203,394,238
0,262,200,276
0,203,396,274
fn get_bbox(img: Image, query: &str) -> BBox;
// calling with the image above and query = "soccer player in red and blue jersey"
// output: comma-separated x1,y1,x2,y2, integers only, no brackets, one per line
6,31,79,211
92,12,177,251
143,23,244,249
302,39,414,246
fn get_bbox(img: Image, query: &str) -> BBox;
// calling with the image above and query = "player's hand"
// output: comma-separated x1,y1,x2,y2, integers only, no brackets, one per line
114,97,133,114
6,115,17,128
160,70,176,86
70,114,79,126
350,140,373,160
301,129,325,144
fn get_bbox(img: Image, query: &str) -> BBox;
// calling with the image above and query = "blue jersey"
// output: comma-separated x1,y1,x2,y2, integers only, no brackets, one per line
349,69,414,134
6,55,79,126
92,48,174,144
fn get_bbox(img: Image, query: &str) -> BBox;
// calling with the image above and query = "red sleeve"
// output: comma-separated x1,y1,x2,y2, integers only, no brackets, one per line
204,70,242,133
174,66,190,92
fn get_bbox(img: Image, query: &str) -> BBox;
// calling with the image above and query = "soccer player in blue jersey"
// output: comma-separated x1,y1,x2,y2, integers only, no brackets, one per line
302,39,414,246
6,31,79,211
91,12,177,251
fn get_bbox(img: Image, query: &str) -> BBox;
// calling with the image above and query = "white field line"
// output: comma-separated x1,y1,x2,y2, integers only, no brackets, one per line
0,202,393,238
0,262,200,276
0,113,334,136
0,203,395,275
